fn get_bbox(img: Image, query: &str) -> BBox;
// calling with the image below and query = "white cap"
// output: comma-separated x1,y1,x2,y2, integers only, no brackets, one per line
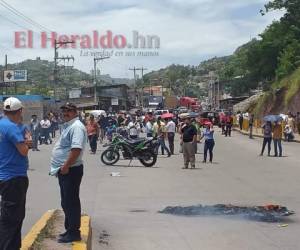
3,97,23,111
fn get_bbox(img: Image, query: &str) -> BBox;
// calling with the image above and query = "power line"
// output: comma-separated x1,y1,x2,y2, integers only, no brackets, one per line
0,0,51,32
0,43,23,57
0,12,31,30
0,13,42,58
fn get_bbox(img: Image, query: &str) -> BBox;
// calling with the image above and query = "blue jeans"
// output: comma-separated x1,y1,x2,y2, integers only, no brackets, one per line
147,133,153,138
204,139,215,162
273,139,282,156
158,137,171,155
32,132,39,150
261,137,272,155
88,134,98,153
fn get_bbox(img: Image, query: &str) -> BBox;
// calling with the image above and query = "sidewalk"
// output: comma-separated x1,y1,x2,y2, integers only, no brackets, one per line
233,127,300,143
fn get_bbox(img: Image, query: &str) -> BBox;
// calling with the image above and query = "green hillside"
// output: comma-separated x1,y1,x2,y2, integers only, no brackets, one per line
142,56,230,98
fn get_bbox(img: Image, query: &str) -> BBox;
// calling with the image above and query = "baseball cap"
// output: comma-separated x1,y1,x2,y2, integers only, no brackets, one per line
3,97,23,111
60,102,77,111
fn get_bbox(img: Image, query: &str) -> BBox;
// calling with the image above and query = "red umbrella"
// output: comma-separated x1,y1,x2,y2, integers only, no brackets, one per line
161,113,174,119
203,121,212,126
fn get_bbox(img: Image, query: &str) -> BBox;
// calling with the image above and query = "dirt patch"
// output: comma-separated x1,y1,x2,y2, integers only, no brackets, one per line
36,210,70,250
254,87,300,117
99,230,110,246
270,87,287,114
288,91,300,114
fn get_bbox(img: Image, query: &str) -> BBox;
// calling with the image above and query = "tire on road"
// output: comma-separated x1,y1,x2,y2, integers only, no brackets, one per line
139,151,157,167
101,149,120,165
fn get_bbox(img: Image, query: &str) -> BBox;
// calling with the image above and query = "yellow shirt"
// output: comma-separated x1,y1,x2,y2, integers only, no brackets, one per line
273,124,283,139
153,122,166,136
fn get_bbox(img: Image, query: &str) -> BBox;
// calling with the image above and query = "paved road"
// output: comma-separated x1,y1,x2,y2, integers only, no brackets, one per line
24,130,300,250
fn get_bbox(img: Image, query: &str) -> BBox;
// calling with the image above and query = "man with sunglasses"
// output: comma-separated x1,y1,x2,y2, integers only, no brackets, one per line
50,103,87,243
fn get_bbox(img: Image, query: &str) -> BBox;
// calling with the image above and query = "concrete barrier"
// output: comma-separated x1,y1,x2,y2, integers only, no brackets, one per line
233,127,300,143
22,210,92,250
21,209,57,250
72,215,92,250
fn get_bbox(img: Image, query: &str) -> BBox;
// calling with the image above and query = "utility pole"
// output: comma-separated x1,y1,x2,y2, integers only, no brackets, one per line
54,39,75,100
140,67,147,108
129,67,147,107
149,79,153,96
4,55,7,94
93,56,110,105
5,54,7,70
217,78,220,109
141,67,147,81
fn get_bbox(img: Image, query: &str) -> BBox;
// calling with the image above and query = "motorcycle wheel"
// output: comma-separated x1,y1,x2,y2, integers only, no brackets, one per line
101,149,120,165
139,151,157,167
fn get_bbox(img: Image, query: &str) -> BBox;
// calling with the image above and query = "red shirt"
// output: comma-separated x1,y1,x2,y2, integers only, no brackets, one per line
86,121,99,136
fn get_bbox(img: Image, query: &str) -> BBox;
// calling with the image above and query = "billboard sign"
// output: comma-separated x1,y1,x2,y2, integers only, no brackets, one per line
111,98,119,106
69,88,81,99
4,70,27,82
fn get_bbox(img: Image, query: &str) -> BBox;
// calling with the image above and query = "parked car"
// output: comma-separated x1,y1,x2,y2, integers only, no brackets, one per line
154,109,169,118
87,110,107,117
176,106,189,114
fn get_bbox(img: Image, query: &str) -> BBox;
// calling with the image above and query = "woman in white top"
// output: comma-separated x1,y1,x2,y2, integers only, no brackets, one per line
166,118,176,155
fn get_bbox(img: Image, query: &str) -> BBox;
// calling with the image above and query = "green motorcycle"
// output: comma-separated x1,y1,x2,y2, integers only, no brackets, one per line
101,135,159,167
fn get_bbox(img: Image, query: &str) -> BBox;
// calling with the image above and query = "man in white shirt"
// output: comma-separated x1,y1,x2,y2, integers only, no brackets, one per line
50,103,87,243
40,116,52,144
145,119,154,137
127,117,140,139
40,116,51,128
165,118,176,155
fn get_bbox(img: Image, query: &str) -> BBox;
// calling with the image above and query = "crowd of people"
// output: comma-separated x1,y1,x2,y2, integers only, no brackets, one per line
81,111,217,168
28,112,63,151
259,112,299,157
1,95,299,249
236,111,300,157
236,111,300,140
82,112,177,157
220,112,234,137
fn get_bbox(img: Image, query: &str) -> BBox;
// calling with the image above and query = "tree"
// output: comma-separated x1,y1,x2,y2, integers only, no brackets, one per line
263,0,300,27
276,40,300,79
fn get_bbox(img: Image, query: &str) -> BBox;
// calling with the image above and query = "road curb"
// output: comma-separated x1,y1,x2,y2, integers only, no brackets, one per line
21,209,57,250
233,128,300,143
22,210,92,250
233,128,263,139
72,215,92,250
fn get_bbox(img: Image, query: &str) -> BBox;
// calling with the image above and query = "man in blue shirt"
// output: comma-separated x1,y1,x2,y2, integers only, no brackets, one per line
0,97,32,250
50,103,87,243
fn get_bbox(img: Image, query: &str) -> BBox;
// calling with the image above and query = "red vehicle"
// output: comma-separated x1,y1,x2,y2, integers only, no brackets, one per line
197,111,219,126
179,97,201,111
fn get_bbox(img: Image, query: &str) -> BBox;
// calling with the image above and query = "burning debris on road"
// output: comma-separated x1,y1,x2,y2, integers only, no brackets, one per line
159,204,295,222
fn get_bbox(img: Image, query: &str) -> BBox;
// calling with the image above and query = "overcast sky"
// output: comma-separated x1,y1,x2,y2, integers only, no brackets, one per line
0,0,283,78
